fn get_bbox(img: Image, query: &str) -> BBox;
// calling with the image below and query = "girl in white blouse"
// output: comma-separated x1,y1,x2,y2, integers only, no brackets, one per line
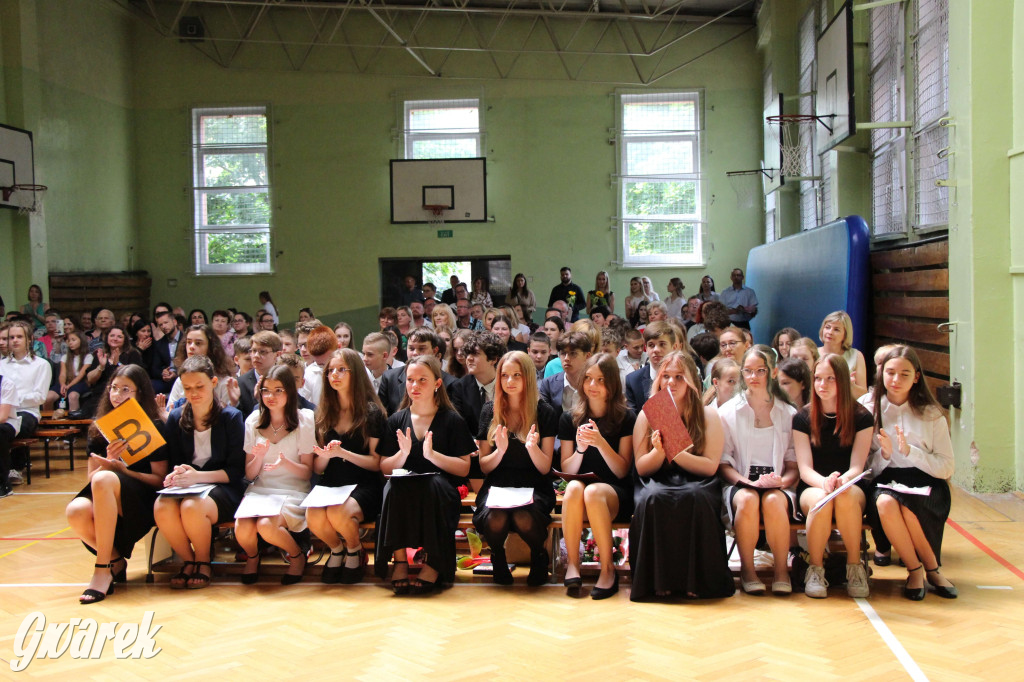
858,346,957,600
718,345,799,594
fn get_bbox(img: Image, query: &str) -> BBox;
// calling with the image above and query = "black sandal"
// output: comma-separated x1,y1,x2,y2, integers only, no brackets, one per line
391,559,410,595
925,567,958,599
241,552,262,585
79,563,116,604
281,551,306,586
187,561,212,589
321,549,346,584
111,556,128,583
170,560,195,590
903,565,926,601
339,547,366,585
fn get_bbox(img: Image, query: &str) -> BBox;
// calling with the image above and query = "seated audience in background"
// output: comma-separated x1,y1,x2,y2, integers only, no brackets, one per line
527,331,552,375
450,331,505,438
789,337,820,373
777,357,812,407
279,329,298,355
772,327,802,361
508,273,537,323
276,354,316,411
683,296,701,329
361,332,392,393
630,300,649,330
539,331,593,414
701,358,740,407
431,303,457,337
232,311,253,340
455,299,483,331
88,309,116,353
818,311,868,399
151,310,184,394
491,315,527,353
689,332,721,378
686,300,730,342
646,301,669,325
378,328,454,415
66,365,169,603
188,309,208,327
232,337,252,377
447,330,472,380
624,321,679,412
58,330,92,416
155,356,245,590
164,325,237,414
258,291,279,328
235,330,282,417
793,354,873,600
717,345,799,595
616,328,647,384
257,311,276,332
298,308,315,324
334,322,356,351
378,307,398,332
83,326,144,417
589,305,611,328
300,325,339,406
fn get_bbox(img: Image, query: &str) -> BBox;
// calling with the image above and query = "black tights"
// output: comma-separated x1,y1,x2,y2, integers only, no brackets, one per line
0,424,15,488
477,509,548,557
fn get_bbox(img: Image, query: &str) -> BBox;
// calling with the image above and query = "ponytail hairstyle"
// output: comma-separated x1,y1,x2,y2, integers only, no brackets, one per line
701,357,739,406
650,350,706,455
809,353,855,447
177,355,222,433
740,344,792,406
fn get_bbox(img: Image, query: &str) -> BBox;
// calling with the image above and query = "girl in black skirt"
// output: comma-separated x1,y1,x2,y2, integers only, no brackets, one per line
376,355,475,594
154,356,245,589
861,346,957,600
474,351,558,586
309,348,387,584
66,364,169,604
558,352,635,599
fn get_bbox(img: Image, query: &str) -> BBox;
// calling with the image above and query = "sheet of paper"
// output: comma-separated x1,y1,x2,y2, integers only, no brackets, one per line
94,398,167,465
552,469,600,483
876,482,932,497
158,484,215,497
642,388,693,459
234,493,288,519
485,486,534,509
300,484,357,508
810,469,872,514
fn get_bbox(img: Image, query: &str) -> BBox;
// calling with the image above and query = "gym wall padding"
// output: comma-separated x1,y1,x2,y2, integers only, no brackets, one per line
746,215,871,352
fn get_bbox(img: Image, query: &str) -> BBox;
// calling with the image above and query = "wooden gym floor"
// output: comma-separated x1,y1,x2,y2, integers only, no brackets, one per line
1,443,1022,680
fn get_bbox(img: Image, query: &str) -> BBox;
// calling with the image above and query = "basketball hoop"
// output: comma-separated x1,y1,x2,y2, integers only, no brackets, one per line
1,183,48,214
766,114,821,177
725,170,767,209
423,204,447,227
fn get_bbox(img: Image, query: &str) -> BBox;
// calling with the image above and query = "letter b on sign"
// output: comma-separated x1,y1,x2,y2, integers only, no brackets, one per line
113,419,151,455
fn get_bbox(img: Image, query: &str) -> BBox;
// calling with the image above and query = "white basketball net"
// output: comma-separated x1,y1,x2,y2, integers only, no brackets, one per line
769,117,817,177
424,205,445,227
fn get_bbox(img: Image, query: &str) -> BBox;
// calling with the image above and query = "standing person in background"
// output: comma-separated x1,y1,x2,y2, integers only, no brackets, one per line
719,268,758,330
470,277,493,310
586,271,615,317
623,277,648,321
258,291,279,328
696,276,719,303
548,267,585,322
641,277,660,303
665,278,687,323
20,284,47,332
422,282,438,303
399,276,423,307
440,275,460,305
508,273,537,323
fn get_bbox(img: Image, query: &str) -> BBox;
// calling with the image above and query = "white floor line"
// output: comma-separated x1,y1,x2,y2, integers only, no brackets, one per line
855,598,929,682
977,585,1012,590
7,492,79,495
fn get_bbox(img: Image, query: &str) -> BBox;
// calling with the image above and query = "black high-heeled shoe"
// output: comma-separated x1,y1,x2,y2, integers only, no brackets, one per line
241,552,262,585
564,575,583,598
281,551,306,585
79,563,116,604
391,559,410,595
591,571,619,600
111,556,128,583
926,567,958,599
903,565,926,601
339,547,367,585
321,549,346,584
526,549,550,587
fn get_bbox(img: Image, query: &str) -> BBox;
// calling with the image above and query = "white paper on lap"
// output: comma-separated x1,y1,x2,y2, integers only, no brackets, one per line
485,486,534,509
876,482,932,497
158,484,216,497
234,493,288,519
300,484,357,508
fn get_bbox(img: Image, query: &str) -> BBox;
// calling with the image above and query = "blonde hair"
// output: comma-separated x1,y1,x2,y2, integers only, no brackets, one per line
570,319,602,355
487,351,539,442
819,311,854,352
650,351,706,455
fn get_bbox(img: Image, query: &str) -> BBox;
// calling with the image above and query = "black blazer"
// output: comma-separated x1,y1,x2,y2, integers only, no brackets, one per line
236,369,259,418
625,365,654,412
449,374,489,438
164,404,246,491
538,372,566,410
150,332,181,380
378,365,458,416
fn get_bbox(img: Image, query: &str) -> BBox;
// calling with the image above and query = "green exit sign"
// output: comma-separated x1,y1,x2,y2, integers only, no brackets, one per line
437,229,453,238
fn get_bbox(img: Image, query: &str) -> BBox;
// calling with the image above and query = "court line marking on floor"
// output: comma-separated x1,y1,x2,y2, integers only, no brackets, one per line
0,526,72,560
855,598,929,682
977,585,1012,590
947,518,1024,582
6,491,79,495
0,537,80,541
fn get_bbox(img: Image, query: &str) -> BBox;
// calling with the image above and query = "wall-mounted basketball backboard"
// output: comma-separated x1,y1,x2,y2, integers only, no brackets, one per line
815,1,855,154
390,157,487,224
0,123,37,211
762,93,784,195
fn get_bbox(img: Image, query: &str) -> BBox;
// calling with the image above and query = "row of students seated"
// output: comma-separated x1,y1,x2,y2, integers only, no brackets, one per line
63,311,957,603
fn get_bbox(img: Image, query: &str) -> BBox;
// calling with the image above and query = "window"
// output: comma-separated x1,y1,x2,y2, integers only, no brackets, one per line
403,99,481,159
798,6,820,231
869,1,907,236
617,91,703,266
912,0,949,230
191,106,271,275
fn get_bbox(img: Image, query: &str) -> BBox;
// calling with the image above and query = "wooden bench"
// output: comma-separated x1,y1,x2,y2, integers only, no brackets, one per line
31,427,83,478
10,439,37,485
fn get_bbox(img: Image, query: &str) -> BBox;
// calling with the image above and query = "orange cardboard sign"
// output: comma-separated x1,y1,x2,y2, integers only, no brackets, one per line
94,398,166,466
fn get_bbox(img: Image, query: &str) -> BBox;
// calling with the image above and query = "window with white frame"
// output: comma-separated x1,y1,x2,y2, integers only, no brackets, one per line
191,106,271,275
617,91,703,266
798,5,820,231
912,0,949,230
869,2,907,236
404,99,481,159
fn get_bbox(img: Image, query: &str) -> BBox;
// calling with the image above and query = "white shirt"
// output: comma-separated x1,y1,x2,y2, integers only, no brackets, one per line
0,376,23,435
192,429,213,469
477,378,495,403
857,393,954,479
617,350,646,386
0,355,51,419
61,352,94,377
301,363,324,406
718,392,797,479
262,302,279,326
561,374,578,412
665,296,686,322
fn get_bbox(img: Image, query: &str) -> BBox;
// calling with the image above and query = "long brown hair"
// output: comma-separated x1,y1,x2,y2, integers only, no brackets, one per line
487,351,538,442
256,364,300,432
872,345,942,429
88,365,162,440
399,355,456,412
173,324,235,376
178,355,223,433
650,350,707,455
810,353,855,447
570,352,628,433
316,348,385,445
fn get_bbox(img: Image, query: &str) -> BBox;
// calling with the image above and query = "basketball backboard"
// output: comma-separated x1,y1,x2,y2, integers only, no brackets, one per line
815,1,855,153
0,123,36,211
762,92,784,195
390,157,487,224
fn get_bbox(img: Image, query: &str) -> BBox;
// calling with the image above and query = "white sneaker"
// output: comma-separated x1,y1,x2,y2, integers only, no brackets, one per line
846,563,870,598
8,469,24,485
804,565,828,598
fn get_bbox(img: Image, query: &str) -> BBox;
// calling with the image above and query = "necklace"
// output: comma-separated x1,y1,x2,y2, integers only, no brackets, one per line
270,422,286,435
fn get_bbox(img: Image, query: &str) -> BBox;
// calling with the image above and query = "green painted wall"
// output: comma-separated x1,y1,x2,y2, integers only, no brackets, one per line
131,21,763,335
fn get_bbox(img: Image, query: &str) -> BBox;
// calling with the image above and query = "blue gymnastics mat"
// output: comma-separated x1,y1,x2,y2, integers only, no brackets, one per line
746,215,871,352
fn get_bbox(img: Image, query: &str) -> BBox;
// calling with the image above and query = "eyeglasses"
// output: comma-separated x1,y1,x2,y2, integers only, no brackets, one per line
250,348,273,357
720,341,740,349
327,367,351,376
109,386,136,397
260,388,287,398
742,368,768,378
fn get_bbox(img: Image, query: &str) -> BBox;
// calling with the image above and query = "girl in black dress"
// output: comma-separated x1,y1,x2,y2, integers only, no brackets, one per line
629,351,733,601
309,348,387,584
154,356,245,589
861,346,957,600
793,354,874,599
474,351,558,586
376,355,475,594
65,364,169,604
558,352,635,599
